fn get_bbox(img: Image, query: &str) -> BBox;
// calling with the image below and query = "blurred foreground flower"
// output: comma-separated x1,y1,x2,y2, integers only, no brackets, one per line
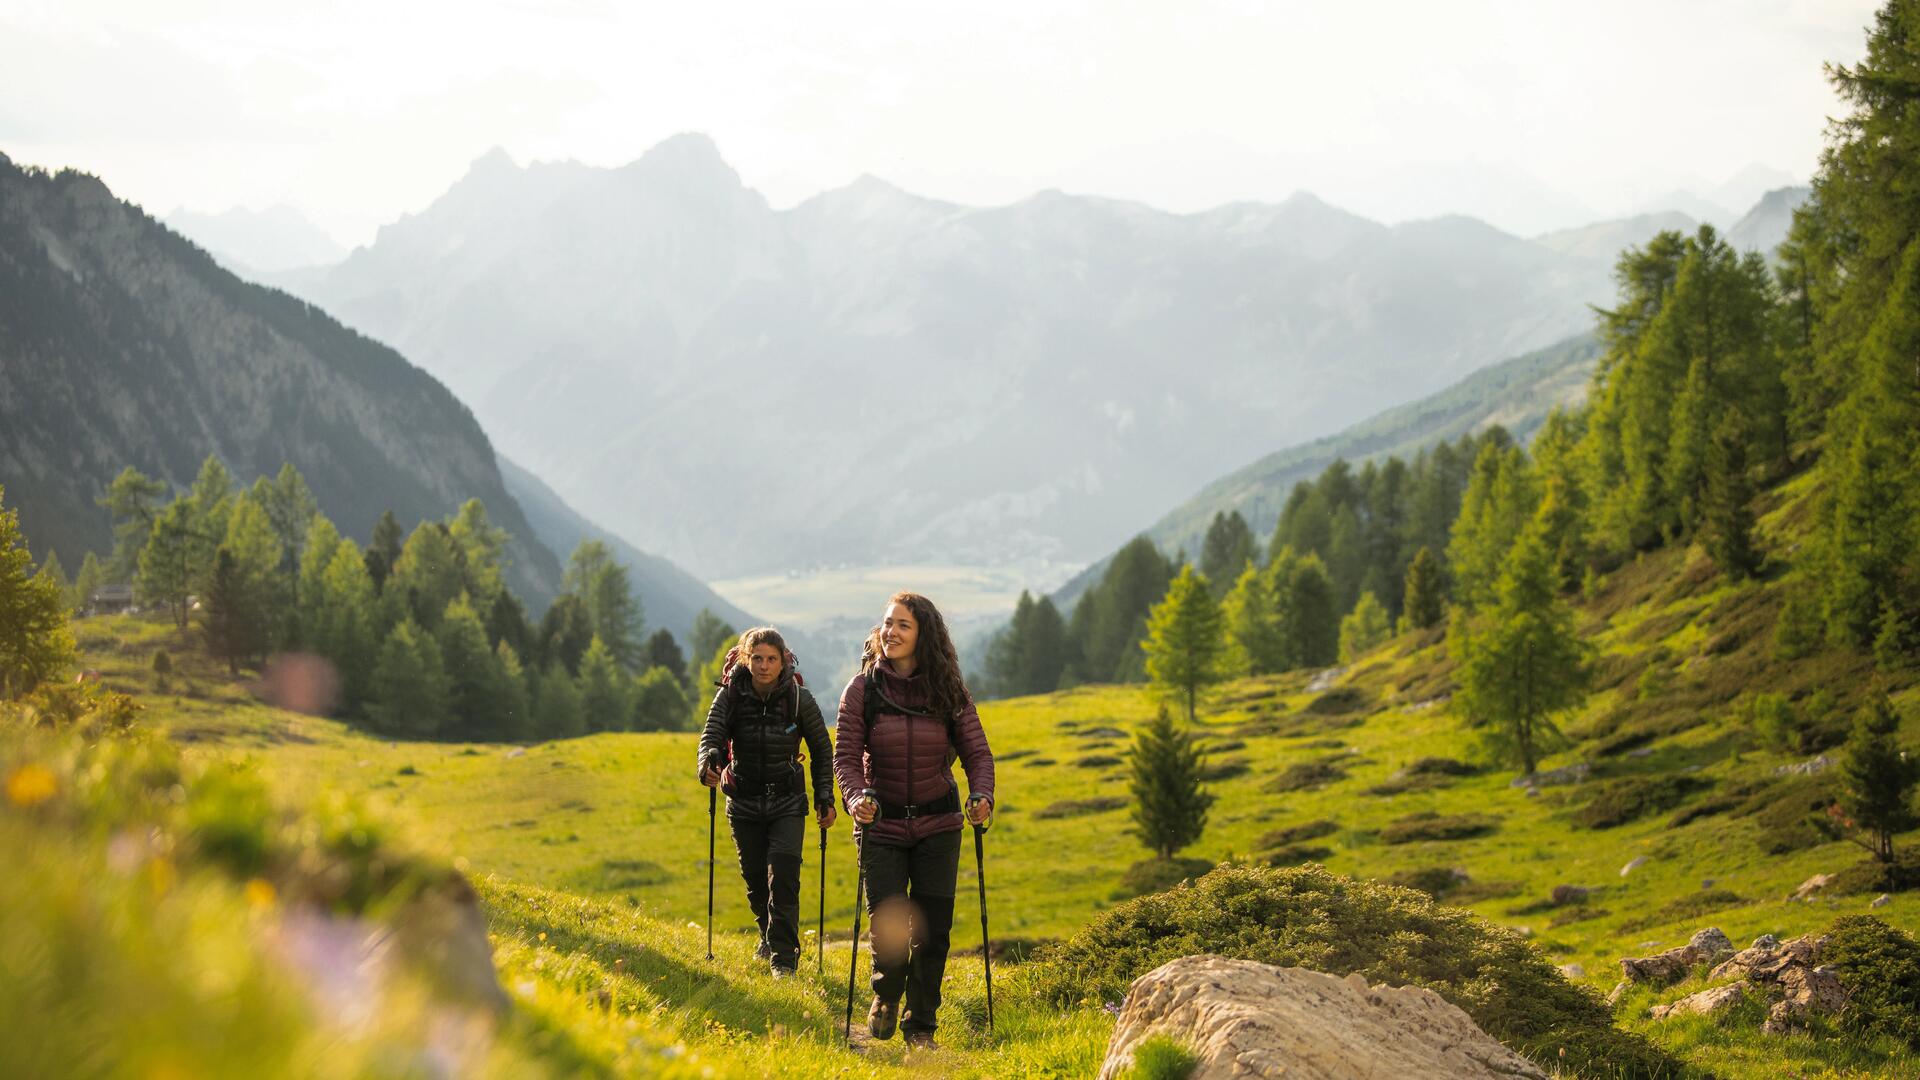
7,762,57,807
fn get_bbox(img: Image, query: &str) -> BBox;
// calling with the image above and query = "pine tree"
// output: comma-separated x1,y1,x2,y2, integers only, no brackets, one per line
1279,553,1339,669
139,501,209,628
1199,511,1258,595
219,497,284,657
577,635,630,732
365,510,404,591
189,455,236,544
98,466,167,580
31,550,69,614
1401,547,1447,631
1338,591,1391,663
1702,411,1762,579
1080,537,1177,683
1221,561,1284,676
389,523,467,631
294,514,345,647
1451,527,1591,776
563,541,643,670
1448,441,1537,608
1142,566,1227,723
686,639,732,729
495,641,535,742
486,589,536,662
369,619,450,737
1128,706,1213,860
447,499,509,606
71,551,107,617
639,628,687,682
0,485,76,697
438,594,505,740
200,548,253,676
632,665,691,732
538,593,595,676
1837,693,1920,874
315,538,377,709
535,664,586,740
689,609,736,665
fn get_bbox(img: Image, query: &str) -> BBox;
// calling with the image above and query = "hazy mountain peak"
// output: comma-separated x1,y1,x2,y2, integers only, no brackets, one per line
165,203,346,273
626,132,737,184
467,145,519,175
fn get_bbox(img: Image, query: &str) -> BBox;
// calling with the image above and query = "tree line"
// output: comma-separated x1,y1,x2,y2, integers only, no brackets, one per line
47,457,743,740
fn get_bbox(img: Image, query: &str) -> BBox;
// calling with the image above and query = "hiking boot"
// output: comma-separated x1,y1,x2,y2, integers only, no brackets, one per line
770,964,796,980
867,996,899,1040
753,941,773,962
903,1030,937,1050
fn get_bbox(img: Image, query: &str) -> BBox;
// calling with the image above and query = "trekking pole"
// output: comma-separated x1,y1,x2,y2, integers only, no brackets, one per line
843,798,872,1046
706,781,717,961
973,821,994,1036
818,823,828,973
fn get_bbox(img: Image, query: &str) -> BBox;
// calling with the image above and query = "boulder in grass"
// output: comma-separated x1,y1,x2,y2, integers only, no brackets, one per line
1762,964,1849,1035
1607,927,1734,1002
1790,873,1834,902
1097,956,1548,1080
1650,981,1750,1021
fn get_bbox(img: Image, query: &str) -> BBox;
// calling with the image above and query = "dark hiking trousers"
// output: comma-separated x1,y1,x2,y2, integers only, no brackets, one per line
730,814,806,969
861,829,961,1034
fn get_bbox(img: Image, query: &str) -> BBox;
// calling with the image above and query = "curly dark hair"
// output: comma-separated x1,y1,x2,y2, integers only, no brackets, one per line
860,591,970,717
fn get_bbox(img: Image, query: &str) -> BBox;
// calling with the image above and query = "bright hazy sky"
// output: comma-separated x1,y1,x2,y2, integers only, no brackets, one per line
0,0,1881,247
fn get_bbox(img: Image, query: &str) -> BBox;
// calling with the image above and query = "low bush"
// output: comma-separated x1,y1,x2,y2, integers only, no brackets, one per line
1263,760,1347,793
1034,796,1129,820
1616,889,1745,934
1198,757,1250,782
1570,775,1712,829
1401,756,1477,777
1830,850,1920,895
1074,754,1123,769
1255,820,1339,849
1744,774,1838,854
1385,866,1468,899
1825,916,1920,1050
1029,863,1681,1078
1305,687,1371,715
1380,812,1498,844
1259,843,1334,865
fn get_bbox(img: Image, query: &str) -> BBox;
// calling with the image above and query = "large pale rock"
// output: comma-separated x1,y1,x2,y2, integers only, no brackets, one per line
1790,874,1834,902
1098,956,1547,1080
1762,966,1848,1035
1650,981,1750,1021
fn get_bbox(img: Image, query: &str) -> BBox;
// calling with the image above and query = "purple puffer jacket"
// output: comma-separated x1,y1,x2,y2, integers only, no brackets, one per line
833,658,994,845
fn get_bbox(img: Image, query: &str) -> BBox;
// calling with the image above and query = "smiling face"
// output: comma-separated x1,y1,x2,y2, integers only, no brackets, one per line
748,642,784,690
880,602,919,666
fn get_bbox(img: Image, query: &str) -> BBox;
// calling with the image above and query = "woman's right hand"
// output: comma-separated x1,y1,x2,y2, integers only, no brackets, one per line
700,761,722,787
849,793,879,824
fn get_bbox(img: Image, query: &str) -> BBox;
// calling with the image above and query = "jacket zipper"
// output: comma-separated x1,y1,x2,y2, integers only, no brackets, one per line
905,680,915,812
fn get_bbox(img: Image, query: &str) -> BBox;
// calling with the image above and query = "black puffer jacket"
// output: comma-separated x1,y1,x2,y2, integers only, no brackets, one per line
697,666,834,822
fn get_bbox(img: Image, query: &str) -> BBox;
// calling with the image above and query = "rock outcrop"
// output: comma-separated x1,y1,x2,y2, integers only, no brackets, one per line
1097,955,1547,1080
1641,931,1848,1035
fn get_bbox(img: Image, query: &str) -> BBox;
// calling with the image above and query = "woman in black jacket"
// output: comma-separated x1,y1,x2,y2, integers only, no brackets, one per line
696,627,836,975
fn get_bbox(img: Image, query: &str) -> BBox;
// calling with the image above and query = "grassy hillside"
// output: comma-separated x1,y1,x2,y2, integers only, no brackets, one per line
37,466,1920,1076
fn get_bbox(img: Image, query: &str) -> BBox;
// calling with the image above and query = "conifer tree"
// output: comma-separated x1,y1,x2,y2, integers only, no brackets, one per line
495,641,535,742
370,619,450,736
1837,693,1920,876
632,665,691,732
71,551,107,617
1199,511,1258,594
294,514,345,647
1401,547,1447,631
99,466,167,580
1128,706,1213,861
364,510,404,591
1279,553,1339,669
1702,411,1762,579
1451,527,1590,776
437,594,505,740
0,485,76,698
315,538,377,708
389,523,467,631
538,593,595,676
220,497,284,655
577,635,630,732
1143,566,1227,723
689,609,736,666
1078,537,1177,683
448,499,509,606
1221,561,1284,676
1338,591,1391,662
536,663,586,739
639,628,688,682
31,550,69,612
563,541,643,670
139,501,209,628
486,590,536,662
201,548,255,675
1448,442,1537,608
189,455,236,544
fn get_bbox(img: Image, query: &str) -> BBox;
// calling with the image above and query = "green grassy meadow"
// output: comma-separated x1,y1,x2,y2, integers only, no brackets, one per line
44,473,1920,1076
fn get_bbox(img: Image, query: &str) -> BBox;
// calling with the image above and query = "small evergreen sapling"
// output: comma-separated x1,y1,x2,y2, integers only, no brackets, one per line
1836,693,1920,878
1128,706,1213,861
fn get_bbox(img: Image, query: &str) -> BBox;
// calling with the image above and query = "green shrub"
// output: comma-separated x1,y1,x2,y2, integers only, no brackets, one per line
1616,889,1745,933
1825,916,1920,1049
150,649,172,676
1830,851,1920,896
1305,687,1371,715
1402,756,1478,777
1074,754,1123,768
1255,819,1339,848
1034,796,1129,819
1570,776,1711,829
1264,760,1347,792
1123,1034,1198,1080
1744,774,1838,854
1029,863,1680,1078
1198,757,1250,781
184,764,277,878
1259,843,1334,865
1385,866,1468,899
1746,693,1807,754
1380,812,1498,844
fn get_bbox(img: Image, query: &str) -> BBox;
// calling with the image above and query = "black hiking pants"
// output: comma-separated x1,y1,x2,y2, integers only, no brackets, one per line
862,829,961,1034
729,814,806,969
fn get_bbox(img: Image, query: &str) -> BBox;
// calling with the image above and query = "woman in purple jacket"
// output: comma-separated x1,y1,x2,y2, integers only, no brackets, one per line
834,591,995,1050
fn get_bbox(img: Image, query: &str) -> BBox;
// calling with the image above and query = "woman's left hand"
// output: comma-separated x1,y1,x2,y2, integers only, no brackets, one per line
965,794,992,825
817,803,837,829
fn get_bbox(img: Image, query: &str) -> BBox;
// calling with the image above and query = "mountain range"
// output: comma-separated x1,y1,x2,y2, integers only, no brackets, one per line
163,205,346,275
0,153,749,645
259,134,1703,580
